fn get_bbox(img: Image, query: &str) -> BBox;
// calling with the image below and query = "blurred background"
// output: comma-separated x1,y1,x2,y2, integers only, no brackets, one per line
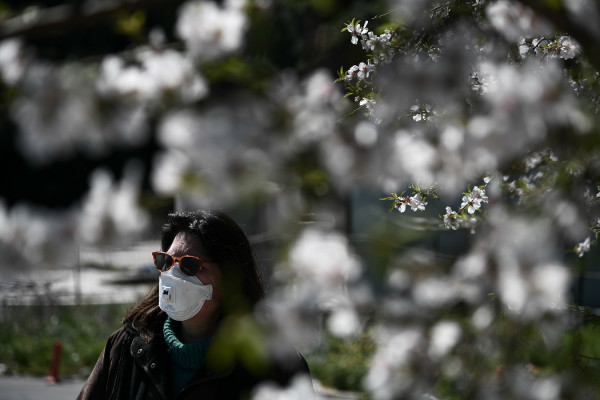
2,0,600,399
0,0,396,396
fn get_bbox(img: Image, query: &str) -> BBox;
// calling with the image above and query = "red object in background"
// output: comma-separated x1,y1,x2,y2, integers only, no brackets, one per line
46,340,62,384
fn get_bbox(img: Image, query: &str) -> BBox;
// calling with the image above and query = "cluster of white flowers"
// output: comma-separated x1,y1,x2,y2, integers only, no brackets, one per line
97,48,209,104
385,176,493,232
343,19,395,82
442,207,460,230
152,98,277,207
358,97,378,122
486,0,551,43
346,19,395,65
11,62,150,165
364,30,393,55
460,186,488,214
488,1,581,78
0,38,28,85
269,227,364,344
367,205,572,398
519,36,580,61
409,103,434,122
0,201,77,270
365,326,423,399
556,36,579,60
394,193,427,213
288,228,361,283
489,209,570,319
78,165,150,244
347,20,368,45
345,60,375,82
312,0,594,397
351,26,588,196
176,0,248,60
287,69,347,144
0,0,257,262
440,183,489,231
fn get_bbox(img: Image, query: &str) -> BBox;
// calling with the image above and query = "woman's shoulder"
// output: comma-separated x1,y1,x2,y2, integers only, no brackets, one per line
101,323,150,356
101,325,133,353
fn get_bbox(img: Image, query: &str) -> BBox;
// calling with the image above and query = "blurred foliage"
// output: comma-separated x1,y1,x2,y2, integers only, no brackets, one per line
1,302,600,398
114,10,147,39
430,305,600,399
0,303,129,377
305,332,375,393
207,313,270,376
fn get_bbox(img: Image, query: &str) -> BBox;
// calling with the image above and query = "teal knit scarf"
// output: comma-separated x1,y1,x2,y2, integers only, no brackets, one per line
163,317,214,397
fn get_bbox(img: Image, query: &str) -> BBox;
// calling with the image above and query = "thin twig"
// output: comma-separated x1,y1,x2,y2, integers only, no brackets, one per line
371,10,394,20
338,105,365,121
576,354,600,362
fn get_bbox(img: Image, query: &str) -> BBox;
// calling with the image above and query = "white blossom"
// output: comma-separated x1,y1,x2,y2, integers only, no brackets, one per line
486,0,550,42
345,64,358,81
347,20,368,45
289,228,361,285
357,61,375,80
396,196,409,213
359,97,377,120
78,164,149,244
394,193,427,213
365,327,422,399
268,228,364,348
327,307,360,338
364,30,393,52
151,99,272,206
290,69,346,143
461,195,477,215
471,186,488,204
576,236,591,257
443,207,460,230
176,0,248,60
0,38,28,85
354,120,378,147
559,36,579,60
409,193,427,211
251,375,314,400
428,321,461,359
97,49,208,104
518,38,530,59
12,64,149,164
0,201,77,269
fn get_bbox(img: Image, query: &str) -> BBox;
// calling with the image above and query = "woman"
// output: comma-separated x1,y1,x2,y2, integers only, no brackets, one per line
78,210,312,400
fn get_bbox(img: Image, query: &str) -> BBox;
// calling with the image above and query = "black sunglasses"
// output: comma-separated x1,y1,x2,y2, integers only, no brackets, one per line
152,251,211,276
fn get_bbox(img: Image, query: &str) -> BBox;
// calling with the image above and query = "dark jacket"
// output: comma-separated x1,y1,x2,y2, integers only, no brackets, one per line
77,325,313,400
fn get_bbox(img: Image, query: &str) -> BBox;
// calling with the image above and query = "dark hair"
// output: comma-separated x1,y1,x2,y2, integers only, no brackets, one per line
123,210,265,337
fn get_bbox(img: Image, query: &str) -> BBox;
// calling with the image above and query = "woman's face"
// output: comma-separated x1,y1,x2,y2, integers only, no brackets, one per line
166,231,223,322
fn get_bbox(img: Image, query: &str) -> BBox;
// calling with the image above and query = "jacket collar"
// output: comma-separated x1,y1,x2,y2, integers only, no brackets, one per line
129,328,236,389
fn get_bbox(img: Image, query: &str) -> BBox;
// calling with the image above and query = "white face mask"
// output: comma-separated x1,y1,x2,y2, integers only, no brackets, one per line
158,265,213,321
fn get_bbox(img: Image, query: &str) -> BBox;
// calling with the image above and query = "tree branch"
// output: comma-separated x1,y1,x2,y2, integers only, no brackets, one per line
0,0,173,41
518,0,600,72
